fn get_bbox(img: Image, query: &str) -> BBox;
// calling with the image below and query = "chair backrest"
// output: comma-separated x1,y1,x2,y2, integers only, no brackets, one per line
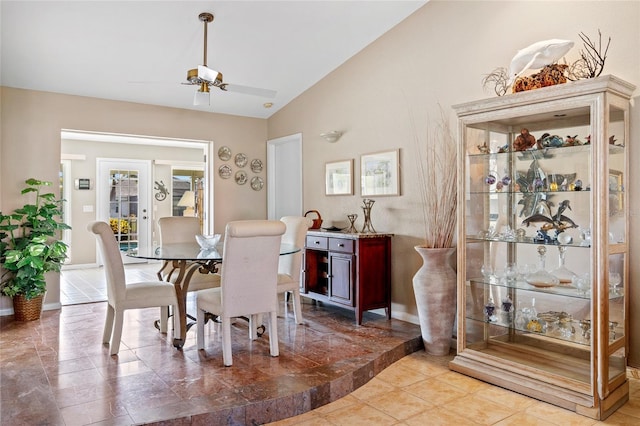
87,221,126,304
158,216,201,245
279,216,313,278
220,220,286,318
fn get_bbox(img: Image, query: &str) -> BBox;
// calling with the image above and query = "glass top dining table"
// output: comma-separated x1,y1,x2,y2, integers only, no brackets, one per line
129,242,300,262
126,242,300,348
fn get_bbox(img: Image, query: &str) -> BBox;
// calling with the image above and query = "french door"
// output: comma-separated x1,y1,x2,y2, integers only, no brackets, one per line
97,159,151,264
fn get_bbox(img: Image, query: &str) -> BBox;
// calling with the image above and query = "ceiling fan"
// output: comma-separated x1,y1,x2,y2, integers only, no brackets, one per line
185,12,276,106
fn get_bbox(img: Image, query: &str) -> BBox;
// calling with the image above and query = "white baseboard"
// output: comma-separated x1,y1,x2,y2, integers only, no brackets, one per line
0,302,61,318
392,311,419,325
62,263,99,270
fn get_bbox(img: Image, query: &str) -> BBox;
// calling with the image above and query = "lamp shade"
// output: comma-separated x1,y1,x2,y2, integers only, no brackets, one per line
177,191,196,217
177,190,195,207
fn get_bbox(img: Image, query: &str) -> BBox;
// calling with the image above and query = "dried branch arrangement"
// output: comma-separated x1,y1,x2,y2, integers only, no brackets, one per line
414,108,457,249
483,67,509,96
483,30,611,96
568,30,610,80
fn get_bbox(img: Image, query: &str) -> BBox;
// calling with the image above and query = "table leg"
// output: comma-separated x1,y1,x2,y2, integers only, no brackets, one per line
171,260,217,349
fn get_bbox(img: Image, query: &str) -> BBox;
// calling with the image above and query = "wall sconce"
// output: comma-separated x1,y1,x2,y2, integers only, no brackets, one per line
177,190,196,217
320,130,343,143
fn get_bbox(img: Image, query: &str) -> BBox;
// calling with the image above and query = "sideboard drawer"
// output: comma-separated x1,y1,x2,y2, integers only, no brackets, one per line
329,237,354,253
306,236,328,250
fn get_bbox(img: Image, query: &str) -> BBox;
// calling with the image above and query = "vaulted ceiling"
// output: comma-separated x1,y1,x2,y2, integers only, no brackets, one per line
1,1,427,119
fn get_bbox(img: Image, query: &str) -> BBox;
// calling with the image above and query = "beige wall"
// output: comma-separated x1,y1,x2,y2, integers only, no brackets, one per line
1,88,269,310
267,1,640,364
2,0,640,365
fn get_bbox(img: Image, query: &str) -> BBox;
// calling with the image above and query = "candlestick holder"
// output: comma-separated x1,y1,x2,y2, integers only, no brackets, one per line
361,199,376,233
345,214,358,234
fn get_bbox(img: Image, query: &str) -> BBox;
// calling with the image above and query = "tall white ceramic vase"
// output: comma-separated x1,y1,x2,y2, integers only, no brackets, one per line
412,246,457,356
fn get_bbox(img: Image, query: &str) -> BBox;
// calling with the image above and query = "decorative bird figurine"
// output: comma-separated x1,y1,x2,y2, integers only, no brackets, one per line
538,133,564,147
477,141,490,154
554,200,571,221
522,199,578,233
507,39,575,87
565,135,581,146
513,128,537,151
537,133,550,148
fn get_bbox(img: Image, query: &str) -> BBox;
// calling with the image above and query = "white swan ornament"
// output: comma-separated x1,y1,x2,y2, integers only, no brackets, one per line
507,39,574,86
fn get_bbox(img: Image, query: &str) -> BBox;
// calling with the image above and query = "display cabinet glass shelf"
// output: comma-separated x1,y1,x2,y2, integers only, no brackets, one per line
450,75,635,420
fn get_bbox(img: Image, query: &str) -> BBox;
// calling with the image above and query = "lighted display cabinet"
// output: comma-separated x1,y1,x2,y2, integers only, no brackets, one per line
449,75,635,420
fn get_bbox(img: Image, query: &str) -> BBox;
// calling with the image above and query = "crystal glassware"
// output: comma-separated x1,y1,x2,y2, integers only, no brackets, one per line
572,272,591,296
484,298,497,322
609,272,622,296
525,246,560,288
480,264,494,280
550,246,577,284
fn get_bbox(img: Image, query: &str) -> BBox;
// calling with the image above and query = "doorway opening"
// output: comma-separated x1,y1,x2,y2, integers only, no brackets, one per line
60,130,214,305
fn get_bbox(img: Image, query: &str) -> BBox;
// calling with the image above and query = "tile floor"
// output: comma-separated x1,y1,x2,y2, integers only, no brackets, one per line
1,271,423,425
270,354,640,426
4,265,639,425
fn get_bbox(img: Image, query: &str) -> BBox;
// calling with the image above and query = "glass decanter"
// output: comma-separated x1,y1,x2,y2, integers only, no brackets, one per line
550,245,577,284
525,246,560,288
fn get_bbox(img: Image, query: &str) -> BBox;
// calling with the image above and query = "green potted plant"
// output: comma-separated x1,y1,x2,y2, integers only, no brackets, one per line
0,178,70,320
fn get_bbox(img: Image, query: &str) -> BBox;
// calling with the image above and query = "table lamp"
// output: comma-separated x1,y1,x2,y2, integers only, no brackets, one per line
177,190,196,217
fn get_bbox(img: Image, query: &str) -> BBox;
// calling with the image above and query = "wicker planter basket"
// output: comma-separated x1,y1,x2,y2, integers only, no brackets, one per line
13,294,44,321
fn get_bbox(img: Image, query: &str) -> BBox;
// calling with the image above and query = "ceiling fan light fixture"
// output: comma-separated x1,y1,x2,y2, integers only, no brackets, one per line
194,83,210,106
187,68,200,84
197,65,223,85
185,11,276,105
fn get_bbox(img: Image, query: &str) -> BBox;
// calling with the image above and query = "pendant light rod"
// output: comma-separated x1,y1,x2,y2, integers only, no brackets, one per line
199,12,214,66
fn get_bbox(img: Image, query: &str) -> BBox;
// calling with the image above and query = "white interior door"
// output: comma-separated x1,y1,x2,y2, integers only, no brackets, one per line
97,159,151,264
267,133,303,219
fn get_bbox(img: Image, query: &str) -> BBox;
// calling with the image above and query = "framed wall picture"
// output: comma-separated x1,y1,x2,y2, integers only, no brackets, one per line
360,149,399,196
325,159,354,195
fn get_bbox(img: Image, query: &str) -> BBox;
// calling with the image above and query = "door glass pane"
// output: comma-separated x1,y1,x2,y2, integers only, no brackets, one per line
109,169,139,252
172,169,204,217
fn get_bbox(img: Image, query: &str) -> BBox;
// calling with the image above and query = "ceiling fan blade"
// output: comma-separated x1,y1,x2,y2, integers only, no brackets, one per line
221,83,277,99
197,65,222,84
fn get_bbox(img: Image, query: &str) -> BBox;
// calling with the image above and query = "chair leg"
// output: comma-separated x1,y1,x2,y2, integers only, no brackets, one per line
268,310,279,358
103,304,115,345
222,316,233,366
110,310,125,355
173,305,180,339
249,314,258,340
292,289,304,324
196,306,205,350
159,306,169,333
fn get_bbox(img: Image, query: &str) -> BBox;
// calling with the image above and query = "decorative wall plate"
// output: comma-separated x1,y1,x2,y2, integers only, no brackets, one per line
235,170,248,185
218,164,232,179
218,146,232,161
235,153,248,168
250,159,263,173
250,176,264,191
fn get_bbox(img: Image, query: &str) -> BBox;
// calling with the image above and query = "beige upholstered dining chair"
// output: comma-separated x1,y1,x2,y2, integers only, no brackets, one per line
196,220,285,366
277,216,313,324
157,216,221,292
88,221,178,355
